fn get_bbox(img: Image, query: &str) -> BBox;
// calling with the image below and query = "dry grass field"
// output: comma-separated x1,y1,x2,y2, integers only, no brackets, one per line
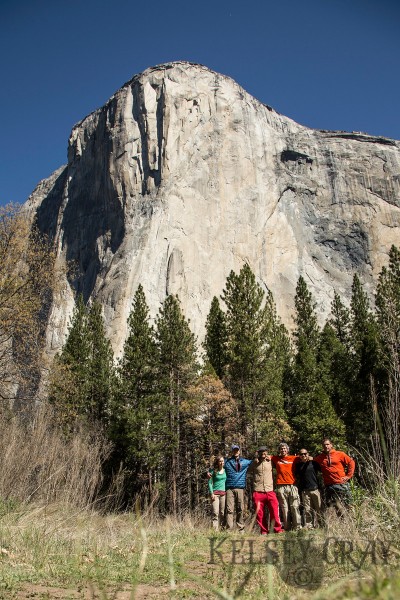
1,498,400,600
1,408,399,599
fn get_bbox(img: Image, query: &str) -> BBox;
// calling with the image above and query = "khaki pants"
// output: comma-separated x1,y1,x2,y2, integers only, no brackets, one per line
226,488,245,531
301,488,322,528
276,484,301,531
211,494,226,530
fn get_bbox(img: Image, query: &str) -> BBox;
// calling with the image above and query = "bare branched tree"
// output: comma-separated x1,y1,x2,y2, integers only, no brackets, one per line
0,203,57,404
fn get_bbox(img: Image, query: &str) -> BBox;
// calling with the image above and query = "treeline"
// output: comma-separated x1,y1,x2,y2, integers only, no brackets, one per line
49,247,400,513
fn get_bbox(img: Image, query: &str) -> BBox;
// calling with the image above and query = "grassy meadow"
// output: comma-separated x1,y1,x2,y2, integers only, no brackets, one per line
0,408,399,599
0,496,400,599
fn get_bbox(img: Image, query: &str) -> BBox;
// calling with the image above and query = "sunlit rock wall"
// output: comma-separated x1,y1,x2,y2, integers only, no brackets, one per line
26,61,400,356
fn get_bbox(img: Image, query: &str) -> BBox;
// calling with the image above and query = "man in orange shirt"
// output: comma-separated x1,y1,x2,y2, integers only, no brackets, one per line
313,438,355,515
271,442,301,531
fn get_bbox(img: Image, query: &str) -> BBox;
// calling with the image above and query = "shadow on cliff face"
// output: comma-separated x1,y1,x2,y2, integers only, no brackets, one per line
60,103,125,302
131,78,165,194
35,167,68,240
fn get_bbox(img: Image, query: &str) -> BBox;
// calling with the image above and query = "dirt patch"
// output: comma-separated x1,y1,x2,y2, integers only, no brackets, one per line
15,582,203,599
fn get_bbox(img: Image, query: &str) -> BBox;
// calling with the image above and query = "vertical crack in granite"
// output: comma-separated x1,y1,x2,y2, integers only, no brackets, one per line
132,82,151,196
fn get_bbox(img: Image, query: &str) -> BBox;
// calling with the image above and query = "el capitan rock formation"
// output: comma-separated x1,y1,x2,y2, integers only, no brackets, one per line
26,61,400,355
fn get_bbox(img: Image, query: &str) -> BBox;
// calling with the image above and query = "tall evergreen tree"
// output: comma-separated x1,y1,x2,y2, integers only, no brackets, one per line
375,245,400,477
330,291,352,349
288,277,345,452
155,294,198,515
294,276,320,350
50,295,114,426
260,290,293,446
221,264,269,442
324,292,355,426
290,276,320,397
50,294,91,421
349,274,379,445
376,245,400,370
221,264,290,446
86,301,115,423
112,285,159,499
204,296,228,378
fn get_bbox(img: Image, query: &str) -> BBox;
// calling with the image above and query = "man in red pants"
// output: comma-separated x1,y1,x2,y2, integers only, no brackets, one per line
247,447,283,535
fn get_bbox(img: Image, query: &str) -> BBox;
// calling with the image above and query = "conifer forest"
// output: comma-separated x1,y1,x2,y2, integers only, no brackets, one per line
47,242,400,515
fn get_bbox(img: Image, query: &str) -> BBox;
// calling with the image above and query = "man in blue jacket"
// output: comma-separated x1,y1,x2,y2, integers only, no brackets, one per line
224,444,253,532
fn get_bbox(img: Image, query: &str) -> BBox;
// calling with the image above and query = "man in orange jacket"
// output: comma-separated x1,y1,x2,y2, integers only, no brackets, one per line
271,442,302,531
313,438,355,514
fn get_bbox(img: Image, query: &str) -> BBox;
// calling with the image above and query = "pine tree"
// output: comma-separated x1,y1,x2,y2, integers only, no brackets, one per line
290,276,319,397
86,301,115,423
50,295,115,426
155,295,199,515
376,245,400,370
294,277,320,350
349,274,379,445
330,291,351,349
112,285,159,499
260,290,293,446
204,296,228,378
221,264,269,443
324,292,355,426
50,294,91,422
374,245,400,477
221,265,291,447
288,277,345,452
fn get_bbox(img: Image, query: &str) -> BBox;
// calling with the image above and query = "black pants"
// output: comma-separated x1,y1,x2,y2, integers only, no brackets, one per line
325,483,351,507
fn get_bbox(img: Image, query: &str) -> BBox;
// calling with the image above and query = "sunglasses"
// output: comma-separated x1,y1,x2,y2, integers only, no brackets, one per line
299,452,308,456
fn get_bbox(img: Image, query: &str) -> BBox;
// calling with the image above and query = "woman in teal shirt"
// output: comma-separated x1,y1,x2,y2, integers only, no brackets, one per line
208,456,227,531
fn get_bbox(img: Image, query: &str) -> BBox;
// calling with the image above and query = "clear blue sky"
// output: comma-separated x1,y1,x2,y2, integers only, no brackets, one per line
1,0,399,206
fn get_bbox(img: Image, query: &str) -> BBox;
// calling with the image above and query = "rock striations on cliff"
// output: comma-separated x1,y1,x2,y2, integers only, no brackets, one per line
26,61,400,356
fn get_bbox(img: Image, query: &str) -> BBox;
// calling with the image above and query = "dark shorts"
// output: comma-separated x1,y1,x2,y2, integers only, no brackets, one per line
325,483,351,507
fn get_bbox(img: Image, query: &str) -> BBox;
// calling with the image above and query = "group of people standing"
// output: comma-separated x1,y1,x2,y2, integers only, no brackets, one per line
208,438,355,534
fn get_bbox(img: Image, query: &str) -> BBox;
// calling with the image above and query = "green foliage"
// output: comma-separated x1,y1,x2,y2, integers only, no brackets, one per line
348,274,380,445
294,276,319,349
222,264,266,389
323,292,355,427
258,290,293,446
50,295,114,425
330,290,352,348
289,276,320,398
156,295,198,393
221,264,290,447
155,294,199,514
86,301,115,423
204,296,228,378
111,285,160,496
374,245,400,479
45,250,400,513
376,245,400,368
288,277,345,452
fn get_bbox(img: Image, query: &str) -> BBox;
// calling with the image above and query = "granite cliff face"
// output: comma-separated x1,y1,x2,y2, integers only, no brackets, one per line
26,61,400,356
